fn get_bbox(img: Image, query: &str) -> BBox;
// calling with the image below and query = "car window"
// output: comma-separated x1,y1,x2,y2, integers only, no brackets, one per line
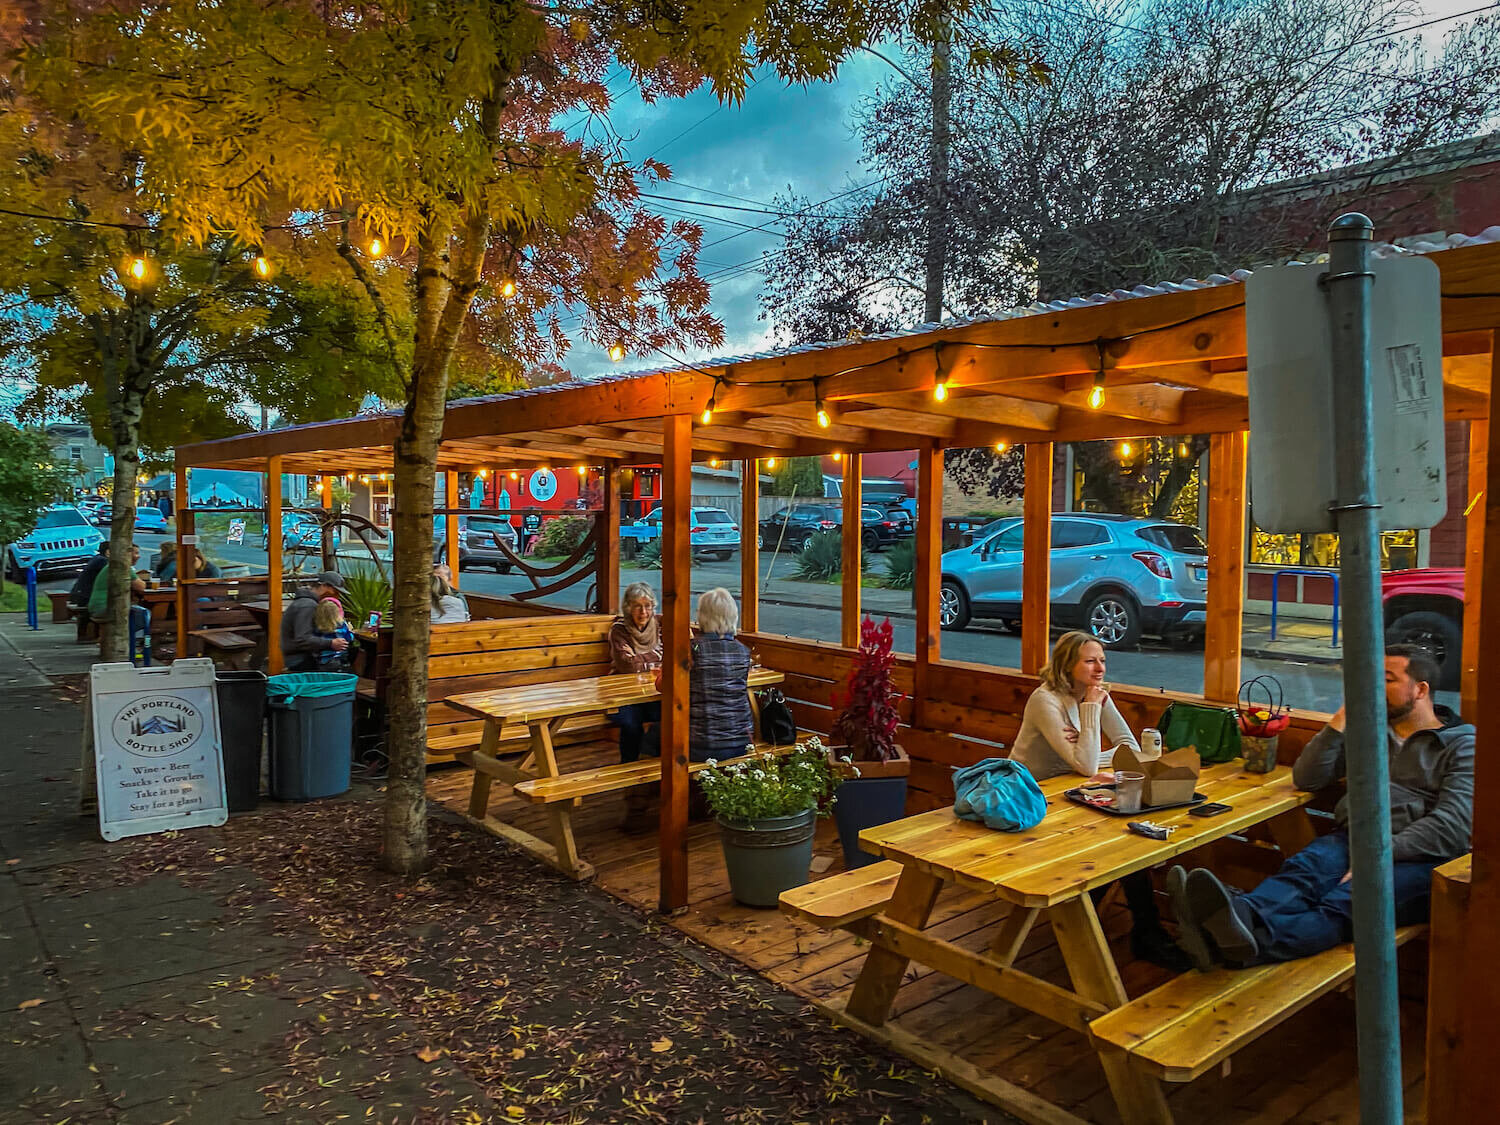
36,509,89,529
987,525,1024,552
861,507,884,520
768,507,791,520
1052,520,1109,548
696,510,734,524
469,517,507,531
1138,524,1208,555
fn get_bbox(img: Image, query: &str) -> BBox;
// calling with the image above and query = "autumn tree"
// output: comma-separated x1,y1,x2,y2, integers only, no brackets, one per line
0,422,73,594
764,0,1500,505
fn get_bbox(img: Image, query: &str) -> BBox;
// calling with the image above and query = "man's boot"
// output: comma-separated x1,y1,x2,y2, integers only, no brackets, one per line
620,788,655,835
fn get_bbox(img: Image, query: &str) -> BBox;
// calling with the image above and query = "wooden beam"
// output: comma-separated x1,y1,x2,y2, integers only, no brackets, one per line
267,456,284,675
913,445,943,722
1021,444,1054,675
1204,432,1247,704
174,460,190,658
659,414,693,914
1462,418,1488,720
444,473,460,577
741,459,759,635
842,454,862,648
598,467,621,615
841,388,1059,431
741,411,875,445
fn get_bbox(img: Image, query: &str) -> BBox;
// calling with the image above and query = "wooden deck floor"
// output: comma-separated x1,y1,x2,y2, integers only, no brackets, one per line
427,744,1429,1125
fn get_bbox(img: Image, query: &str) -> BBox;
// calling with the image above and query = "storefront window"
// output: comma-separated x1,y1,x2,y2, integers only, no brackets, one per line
1248,527,1418,570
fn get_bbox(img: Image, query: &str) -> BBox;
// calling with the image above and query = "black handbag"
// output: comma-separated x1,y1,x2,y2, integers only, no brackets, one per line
759,688,797,746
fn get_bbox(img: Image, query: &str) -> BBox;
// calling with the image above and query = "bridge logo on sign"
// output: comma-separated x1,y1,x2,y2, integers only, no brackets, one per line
111,695,206,758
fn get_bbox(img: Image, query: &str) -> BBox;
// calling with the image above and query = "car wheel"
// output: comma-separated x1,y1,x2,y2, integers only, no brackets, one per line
713,551,732,561
797,534,814,553
497,563,513,575
1385,610,1462,691
861,529,879,553
940,580,971,630
999,618,1022,635
4,552,22,584
1084,591,1141,648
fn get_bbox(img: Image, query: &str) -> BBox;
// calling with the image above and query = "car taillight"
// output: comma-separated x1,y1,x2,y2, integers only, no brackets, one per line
1132,551,1172,579
691,526,706,533
819,520,837,529
730,525,738,532
881,521,894,528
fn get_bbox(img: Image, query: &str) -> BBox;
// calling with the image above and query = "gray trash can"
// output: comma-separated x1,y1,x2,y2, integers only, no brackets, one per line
266,673,357,801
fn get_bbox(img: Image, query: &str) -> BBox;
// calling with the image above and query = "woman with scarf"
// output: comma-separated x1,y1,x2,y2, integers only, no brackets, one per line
612,582,663,832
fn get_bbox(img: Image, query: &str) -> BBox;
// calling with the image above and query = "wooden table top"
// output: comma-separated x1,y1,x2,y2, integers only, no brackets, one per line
859,762,1313,909
448,667,785,725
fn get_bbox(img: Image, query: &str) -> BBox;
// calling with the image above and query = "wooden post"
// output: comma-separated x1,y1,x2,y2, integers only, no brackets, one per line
1461,418,1488,720
319,475,332,509
597,466,621,614
913,444,942,724
444,472,460,577
174,458,190,658
659,414,693,913
267,456,284,675
1204,431,1248,703
741,460,759,634
1021,443,1054,676
1441,346,1500,1116
841,453,863,648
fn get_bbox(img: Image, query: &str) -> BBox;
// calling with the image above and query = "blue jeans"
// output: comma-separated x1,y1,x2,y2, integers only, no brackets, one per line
1236,832,1439,962
616,702,661,763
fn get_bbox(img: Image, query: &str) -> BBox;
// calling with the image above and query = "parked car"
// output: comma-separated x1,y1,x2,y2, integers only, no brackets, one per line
636,506,740,560
261,511,340,554
5,505,105,580
759,502,905,553
78,498,111,526
939,514,1210,647
434,513,518,573
1382,567,1464,690
859,506,911,550
134,507,168,533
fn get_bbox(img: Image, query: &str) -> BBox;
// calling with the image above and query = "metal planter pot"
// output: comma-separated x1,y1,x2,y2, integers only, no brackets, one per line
716,807,818,907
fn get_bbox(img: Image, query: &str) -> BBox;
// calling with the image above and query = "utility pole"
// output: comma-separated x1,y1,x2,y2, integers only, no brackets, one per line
923,22,952,325
1325,212,1402,1124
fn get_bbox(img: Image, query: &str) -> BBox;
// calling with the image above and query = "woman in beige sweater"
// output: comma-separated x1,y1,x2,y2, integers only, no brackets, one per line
1010,631,1189,972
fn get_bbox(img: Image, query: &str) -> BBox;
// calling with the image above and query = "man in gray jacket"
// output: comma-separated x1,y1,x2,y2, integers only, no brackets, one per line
1169,644,1474,968
280,571,349,672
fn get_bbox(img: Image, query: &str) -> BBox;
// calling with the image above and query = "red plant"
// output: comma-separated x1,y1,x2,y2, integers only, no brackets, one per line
831,615,903,762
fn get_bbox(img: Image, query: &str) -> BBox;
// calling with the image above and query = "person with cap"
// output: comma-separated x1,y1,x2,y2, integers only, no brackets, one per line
281,570,350,671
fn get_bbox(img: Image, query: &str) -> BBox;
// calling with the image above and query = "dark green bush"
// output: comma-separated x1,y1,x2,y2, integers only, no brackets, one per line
536,514,592,558
791,530,869,582
878,537,916,590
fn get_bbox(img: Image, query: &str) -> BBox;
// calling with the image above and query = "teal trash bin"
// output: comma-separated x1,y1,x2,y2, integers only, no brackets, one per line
266,672,357,801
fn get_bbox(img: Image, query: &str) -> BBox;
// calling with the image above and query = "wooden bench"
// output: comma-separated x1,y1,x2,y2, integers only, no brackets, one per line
779,860,905,927
512,740,799,804
46,590,76,624
190,627,259,670
1088,923,1428,1082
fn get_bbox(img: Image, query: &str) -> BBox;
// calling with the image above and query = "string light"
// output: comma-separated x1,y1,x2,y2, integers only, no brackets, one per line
765,457,777,470
1119,441,1133,458
576,465,587,476
814,386,831,429
1178,442,1192,458
127,256,148,282
608,343,626,363
700,391,716,426
509,471,519,481
831,452,842,463
932,346,949,402
1088,372,1106,410
253,255,272,278
368,238,384,258
995,440,1008,454
500,279,516,298
708,458,720,468
344,473,354,483
477,468,489,479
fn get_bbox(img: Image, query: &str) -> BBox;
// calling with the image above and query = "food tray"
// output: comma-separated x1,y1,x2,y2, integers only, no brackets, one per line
1064,785,1208,817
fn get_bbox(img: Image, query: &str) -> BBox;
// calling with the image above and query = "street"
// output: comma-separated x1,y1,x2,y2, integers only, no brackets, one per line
93,532,1354,712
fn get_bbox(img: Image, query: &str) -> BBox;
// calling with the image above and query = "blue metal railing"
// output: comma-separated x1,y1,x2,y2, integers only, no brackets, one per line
1268,567,1340,648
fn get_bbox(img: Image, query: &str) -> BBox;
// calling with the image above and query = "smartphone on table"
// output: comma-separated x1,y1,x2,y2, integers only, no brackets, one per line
1189,802,1233,818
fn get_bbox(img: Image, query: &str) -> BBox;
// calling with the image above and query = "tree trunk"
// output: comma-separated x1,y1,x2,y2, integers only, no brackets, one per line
923,24,952,325
102,412,142,663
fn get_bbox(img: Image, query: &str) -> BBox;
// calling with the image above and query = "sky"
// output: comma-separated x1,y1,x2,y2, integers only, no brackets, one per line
563,0,1492,381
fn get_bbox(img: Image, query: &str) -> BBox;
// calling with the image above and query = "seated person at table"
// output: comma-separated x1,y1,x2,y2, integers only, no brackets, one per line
153,544,221,582
610,582,663,763
1169,645,1474,969
281,571,350,671
687,587,755,763
312,596,356,670
429,572,471,624
1011,631,1190,971
433,564,469,617
88,544,150,640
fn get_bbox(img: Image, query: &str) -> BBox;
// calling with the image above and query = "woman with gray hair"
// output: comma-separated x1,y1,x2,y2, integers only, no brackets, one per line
687,587,754,762
610,582,663,764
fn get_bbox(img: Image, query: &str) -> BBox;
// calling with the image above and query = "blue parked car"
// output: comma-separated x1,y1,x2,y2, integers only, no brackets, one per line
939,514,1209,647
6,505,106,580
134,507,168,533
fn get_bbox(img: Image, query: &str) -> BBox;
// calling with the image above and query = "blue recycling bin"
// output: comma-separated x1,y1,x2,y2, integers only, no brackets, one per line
266,673,357,801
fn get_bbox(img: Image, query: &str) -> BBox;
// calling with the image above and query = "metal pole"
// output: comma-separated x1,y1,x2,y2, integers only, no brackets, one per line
1325,212,1401,1124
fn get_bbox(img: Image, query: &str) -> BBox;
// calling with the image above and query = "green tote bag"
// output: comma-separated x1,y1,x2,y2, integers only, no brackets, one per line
1156,702,1242,764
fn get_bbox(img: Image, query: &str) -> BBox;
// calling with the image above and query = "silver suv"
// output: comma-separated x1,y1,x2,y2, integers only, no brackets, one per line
939,514,1209,647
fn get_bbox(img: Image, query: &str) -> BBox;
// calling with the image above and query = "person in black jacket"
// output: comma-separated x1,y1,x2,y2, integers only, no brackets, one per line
280,571,349,671
70,543,110,640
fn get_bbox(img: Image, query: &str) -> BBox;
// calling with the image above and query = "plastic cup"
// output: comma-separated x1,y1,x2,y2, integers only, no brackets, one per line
1114,771,1146,813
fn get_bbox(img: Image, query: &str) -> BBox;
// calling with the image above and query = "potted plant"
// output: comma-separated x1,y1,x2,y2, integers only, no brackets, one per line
829,615,911,869
697,740,838,907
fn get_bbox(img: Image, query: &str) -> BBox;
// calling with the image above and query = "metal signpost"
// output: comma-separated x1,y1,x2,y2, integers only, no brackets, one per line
1324,213,1401,1125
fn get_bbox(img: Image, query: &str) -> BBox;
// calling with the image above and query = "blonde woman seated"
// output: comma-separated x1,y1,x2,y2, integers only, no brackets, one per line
429,572,471,624
1010,630,1190,972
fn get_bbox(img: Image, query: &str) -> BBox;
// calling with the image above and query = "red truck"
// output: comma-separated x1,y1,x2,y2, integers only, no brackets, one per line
1382,568,1464,690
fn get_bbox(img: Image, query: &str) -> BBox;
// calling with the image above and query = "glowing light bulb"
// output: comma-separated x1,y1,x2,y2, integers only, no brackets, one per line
128,257,147,281
933,377,948,403
576,465,587,476
1119,441,1133,458
478,468,488,479
368,238,384,257
501,279,516,298
253,255,271,278
708,458,720,469
509,471,519,481
816,406,831,428
1088,384,1105,410
608,343,626,363
765,457,777,470
1179,442,1191,458
995,441,1008,454
700,398,715,426
831,452,842,462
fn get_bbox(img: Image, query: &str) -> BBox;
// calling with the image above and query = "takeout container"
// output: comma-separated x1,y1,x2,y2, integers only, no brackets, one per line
1113,742,1201,806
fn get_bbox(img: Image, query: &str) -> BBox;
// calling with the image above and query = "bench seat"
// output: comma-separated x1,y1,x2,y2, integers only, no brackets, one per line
779,860,904,928
1088,923,1427,1081
512,740,799,805
190,627,257,652
434,713,609,757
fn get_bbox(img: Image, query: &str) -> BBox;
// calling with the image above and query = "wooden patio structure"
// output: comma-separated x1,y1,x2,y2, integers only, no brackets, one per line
175,233,1500,1120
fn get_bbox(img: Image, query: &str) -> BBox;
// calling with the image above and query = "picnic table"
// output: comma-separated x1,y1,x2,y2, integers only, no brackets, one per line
783,761,1318,1124
448,666,786,880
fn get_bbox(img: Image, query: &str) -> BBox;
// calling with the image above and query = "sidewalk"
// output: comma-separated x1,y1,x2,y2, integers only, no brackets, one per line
0,623,1001,1124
